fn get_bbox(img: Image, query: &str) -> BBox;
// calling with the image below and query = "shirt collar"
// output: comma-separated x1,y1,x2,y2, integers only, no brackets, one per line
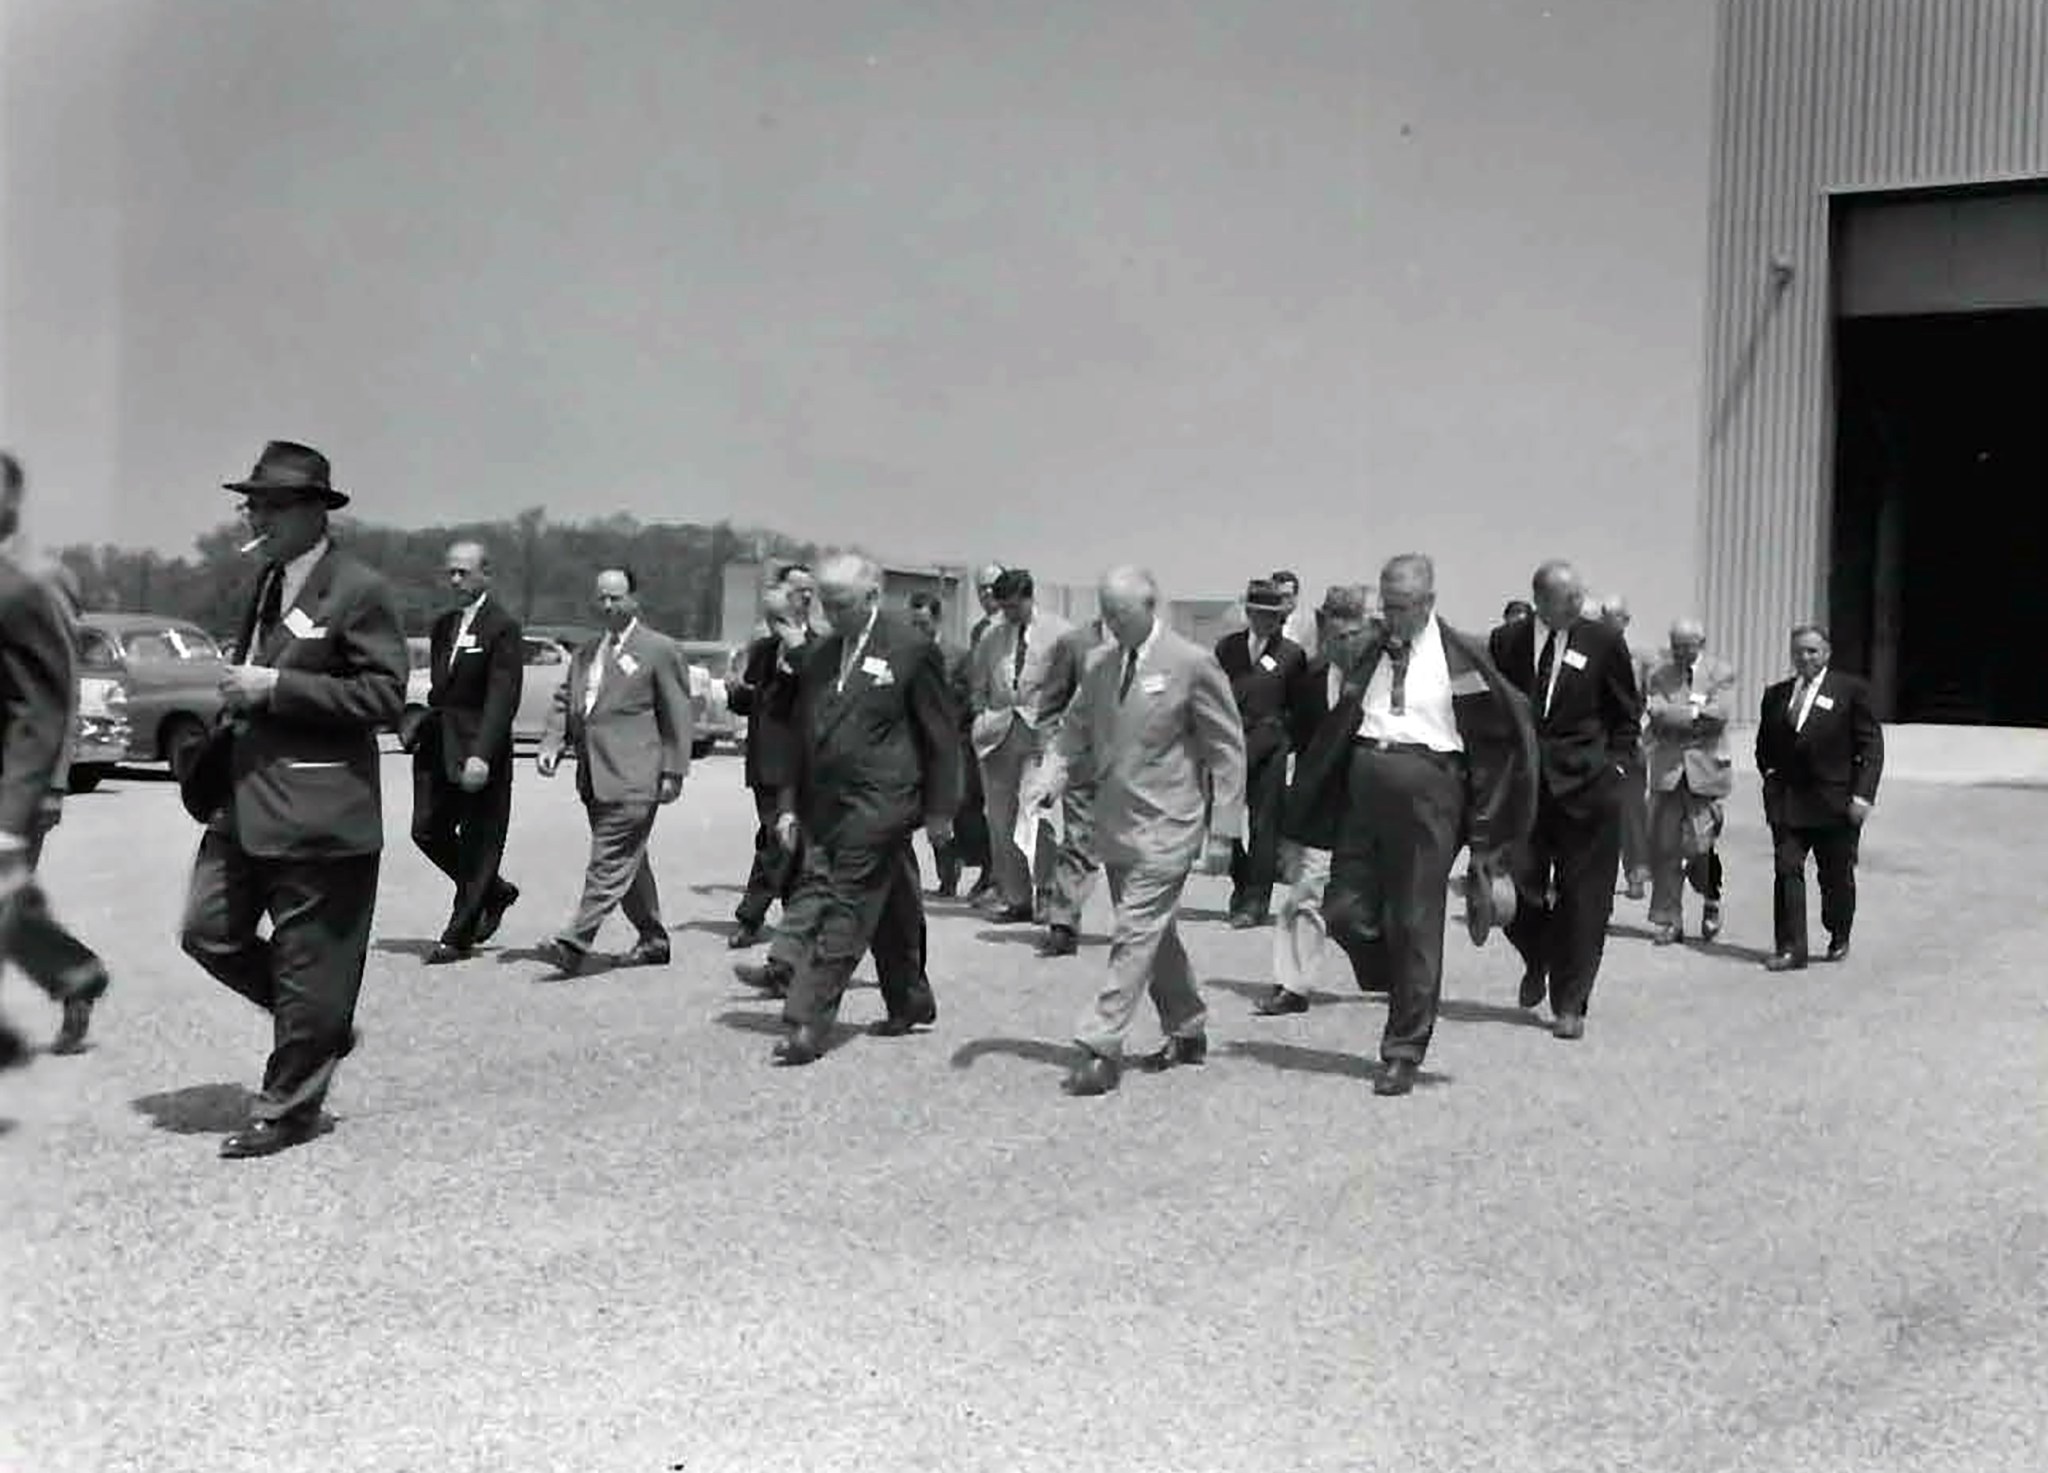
608,617,639,648
281,536,329,586
1127,618,1162,663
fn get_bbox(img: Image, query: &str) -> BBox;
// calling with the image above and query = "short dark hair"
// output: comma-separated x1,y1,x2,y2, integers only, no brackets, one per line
775,562,811,584
991,568,1034,600
1270,569,1300,588
600,566,638,593
1501,599,1533,620
907,591,943,616
0,452,21,494
1789,621,1829,644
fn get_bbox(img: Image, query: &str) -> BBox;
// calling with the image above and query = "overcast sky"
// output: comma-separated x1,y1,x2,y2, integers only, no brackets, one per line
3,0,1713,632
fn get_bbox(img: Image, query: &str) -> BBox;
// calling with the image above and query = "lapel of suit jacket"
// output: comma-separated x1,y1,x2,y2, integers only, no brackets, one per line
811,625,868,744
257,547,339,666
1793,670,1829,740
591,623,644,716
429,608,457,694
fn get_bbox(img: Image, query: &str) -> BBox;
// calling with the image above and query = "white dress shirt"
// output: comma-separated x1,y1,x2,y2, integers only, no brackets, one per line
452,592,488,652
585,617,638,716
1533,617,1571,717
1792,668,1827,731
1356,615,1463,753
837,605,880,692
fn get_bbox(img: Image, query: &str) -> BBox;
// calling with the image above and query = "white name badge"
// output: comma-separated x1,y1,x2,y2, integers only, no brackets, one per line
861,655,890,677
1814,693,1835,711
1560,648,1588,670
283,607,321,639
616,653,640,676
456,634,479,652
1139,673,1168,695
1688,690,1705,705
1448,670,1487,698
1258,654,1278,673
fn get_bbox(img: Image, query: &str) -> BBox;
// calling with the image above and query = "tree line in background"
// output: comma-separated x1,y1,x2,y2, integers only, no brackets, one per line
50,508,824,640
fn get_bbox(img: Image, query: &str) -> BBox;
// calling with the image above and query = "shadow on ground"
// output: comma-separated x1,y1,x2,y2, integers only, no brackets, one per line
949,1037,1077,1073
1221,1040,1452,1088
132,1083,255,1134
372,938,444,960
1202,977,1362,1007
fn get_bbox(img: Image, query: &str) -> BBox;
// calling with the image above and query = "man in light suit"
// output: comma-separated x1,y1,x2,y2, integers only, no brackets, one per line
535,566,692,976
967,568,1079,923
1214,577,1310,927
1028,566,1246,1098
1642,619,1736,945
0,452,111,1066
769,555,960,1066
409,540,524,963
1756,624,1883,971
1286,555,1539,1093
178,441,408,1157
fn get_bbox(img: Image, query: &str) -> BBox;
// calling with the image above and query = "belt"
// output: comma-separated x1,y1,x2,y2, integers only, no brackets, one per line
1351,736,1459,760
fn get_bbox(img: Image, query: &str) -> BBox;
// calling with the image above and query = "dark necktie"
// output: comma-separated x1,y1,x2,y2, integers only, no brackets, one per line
1011,627,1027,686
254,564,285,655
1535,629,1558,716
1386,640,1410,714
1118,649,1139,701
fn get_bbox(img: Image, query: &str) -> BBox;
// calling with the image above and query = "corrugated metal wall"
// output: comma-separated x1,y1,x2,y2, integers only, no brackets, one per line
1700,0,2048,718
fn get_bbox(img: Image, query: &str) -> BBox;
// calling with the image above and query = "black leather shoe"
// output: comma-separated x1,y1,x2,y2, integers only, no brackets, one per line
1035,925,1078,958
0,1017,28,1072
1253,986,1309,1016
50,968,109,1055
1700,901,1723,941
1374,1058,1419,1096
734,959,792,997
1551,1012,1585,1040
1061,1052,1122,1096
624,938,672,967
772,1024,829,1067
1825,936,1851,963
1651,924,1682,947
987,903,1034,925
425,942,469,966
536,938,587,977
729,921,765,950
220,1115,319,1159
474,883,519,945
1144,1033,1207,1070
1764,952,1808,973
1518,965,1547,1010
871,996,938,1036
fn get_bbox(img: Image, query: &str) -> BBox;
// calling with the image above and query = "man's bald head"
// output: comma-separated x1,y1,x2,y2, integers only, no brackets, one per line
1597,592,1631,632
1669,618,1705,666
1098,565,1160,650
1378,553,1437,641
975,562,1006,614
443,539,492,606
816,553,883,637
1531,560,1584,626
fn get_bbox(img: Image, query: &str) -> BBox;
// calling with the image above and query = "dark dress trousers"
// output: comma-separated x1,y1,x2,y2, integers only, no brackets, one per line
410,596,522,947
1214,629,1309,919
777,609,961,1029
728,628,810,928
0,560,106,1005
1286,624,1538,1063
1494,615,1641,1019
179,547,407,1125
1755,670,1883,958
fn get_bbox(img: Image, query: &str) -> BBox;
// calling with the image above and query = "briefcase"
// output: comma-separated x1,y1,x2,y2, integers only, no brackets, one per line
178,723,237,824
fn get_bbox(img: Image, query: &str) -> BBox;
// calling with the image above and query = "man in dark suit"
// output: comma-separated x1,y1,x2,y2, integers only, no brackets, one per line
1755,623,1883,970
955,563,1005,904
1214,577,1310,928
1494,559,1641,1040
768,554,960,1067
1487,599,1534,669
1253,584,1371,1016
0,452,111,1066
409,539,523,963
726,564,815,948
178,441,408,1157
906,590,984,898
1286,556,1538,1093
535,566,693,976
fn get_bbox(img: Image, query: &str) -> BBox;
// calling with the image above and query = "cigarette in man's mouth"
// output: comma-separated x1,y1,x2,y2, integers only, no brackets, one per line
239,535,268,555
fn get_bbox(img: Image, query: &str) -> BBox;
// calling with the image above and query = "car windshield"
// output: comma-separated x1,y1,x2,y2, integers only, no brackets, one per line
124,627,222,662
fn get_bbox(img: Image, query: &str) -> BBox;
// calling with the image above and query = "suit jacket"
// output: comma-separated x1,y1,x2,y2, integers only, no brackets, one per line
1214,629,1310,767
0,556,77,840
1756,669,1884,829
728,626,811,790
1046,625,1247,870
1643,653,1736,797
780,608,961,849
1283,653,1342,766
1283,621,1538,858
1494,615,1641,808
541,622,693,805
420,595,523,782
968,609,1079,758
215,546,408,858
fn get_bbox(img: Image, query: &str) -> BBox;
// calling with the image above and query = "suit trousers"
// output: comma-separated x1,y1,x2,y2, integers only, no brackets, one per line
1770,821,1858,958
1041,783,1100,930
1323,746,1465,1063
410,762,513,946
767,835,828,971
1506,777,1625,1018
1618,753,1650,887
4,825,107,1002
736,786,797,927
1228,744,1289,917
980,723,1056,911
180,830,379,1123
1271,840,1333,998
782,833,932,1028
561,799,665,949
1074,856,1207,1059
950,730,991,870
1647,780,1724,928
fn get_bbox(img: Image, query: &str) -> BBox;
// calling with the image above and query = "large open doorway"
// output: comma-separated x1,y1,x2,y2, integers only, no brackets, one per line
1831,309,2048,725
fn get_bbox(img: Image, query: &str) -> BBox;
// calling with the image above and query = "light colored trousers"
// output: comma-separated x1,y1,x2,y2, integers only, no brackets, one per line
1271,840,1334,997
559,799,664,949
1074,856,1207,1058
980,722,1056,911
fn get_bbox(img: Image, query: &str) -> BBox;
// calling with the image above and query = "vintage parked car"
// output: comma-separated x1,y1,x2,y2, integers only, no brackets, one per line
74,612,228,777
674,641,740,757
67,673,132,793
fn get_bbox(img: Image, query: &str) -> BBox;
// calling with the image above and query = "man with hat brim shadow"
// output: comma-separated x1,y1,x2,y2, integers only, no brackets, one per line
177,441,407,1158
1213,577,1311,928
1285,554,1538,1096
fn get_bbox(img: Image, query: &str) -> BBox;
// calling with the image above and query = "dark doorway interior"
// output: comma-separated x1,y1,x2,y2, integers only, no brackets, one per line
1831,309,2048,726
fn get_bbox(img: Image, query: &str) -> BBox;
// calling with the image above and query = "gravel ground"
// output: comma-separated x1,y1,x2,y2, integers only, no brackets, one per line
4,753,2044,1473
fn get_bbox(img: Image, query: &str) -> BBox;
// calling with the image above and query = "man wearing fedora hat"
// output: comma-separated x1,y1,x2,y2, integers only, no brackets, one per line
1286,554,1538,1096
1213,576,1311,928
177,440,408,1158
